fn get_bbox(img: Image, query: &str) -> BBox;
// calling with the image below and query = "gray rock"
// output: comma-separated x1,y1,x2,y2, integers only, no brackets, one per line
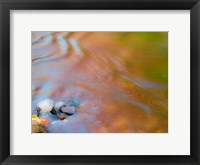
61,105,76,115
54,101,64,113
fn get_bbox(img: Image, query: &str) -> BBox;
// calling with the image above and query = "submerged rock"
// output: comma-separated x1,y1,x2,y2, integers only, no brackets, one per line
38,110,58,122
56,111,68,118
66,97,80,109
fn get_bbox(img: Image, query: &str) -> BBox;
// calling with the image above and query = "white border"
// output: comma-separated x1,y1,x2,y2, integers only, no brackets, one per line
10,10,190,155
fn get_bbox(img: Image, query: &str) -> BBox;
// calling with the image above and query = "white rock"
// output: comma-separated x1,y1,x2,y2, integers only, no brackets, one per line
36,99,54,113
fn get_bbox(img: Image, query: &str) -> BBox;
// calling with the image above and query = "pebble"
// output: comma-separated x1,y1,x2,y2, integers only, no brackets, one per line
36,99,54,114
59,116,66,120
61,105,76,115
54,101,64,113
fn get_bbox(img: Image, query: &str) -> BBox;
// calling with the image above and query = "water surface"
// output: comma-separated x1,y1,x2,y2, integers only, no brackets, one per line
32,32,168,133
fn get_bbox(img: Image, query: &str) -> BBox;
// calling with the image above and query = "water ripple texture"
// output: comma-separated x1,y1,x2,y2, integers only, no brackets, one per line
32,32,168,133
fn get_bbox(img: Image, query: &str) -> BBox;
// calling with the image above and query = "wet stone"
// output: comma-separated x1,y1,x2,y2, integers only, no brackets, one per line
59,116,66,120
54,101,64,113
36,99,54,113
61,105,76,115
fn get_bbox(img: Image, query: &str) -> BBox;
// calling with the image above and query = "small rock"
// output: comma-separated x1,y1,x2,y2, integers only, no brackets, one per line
59,116,66,120
36,99,54,114
54,101,64,113
40,119,50,125
61,105,76,115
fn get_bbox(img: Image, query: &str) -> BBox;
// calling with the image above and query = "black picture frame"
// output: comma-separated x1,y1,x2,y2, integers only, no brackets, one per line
0,0,199,164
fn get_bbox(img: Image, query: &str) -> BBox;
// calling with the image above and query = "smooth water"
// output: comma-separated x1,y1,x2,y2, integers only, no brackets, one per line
32,32,168,133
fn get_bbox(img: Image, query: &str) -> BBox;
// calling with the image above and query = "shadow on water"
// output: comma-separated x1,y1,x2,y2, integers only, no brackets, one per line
32,32,168,133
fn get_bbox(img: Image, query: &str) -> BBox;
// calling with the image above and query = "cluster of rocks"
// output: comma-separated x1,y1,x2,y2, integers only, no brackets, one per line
36,98,79,121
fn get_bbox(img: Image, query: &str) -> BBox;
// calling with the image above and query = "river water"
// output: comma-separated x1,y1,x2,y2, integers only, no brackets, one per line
32,32,168,133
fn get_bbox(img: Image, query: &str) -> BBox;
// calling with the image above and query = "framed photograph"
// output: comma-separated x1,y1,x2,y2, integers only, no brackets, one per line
1,0,199,164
